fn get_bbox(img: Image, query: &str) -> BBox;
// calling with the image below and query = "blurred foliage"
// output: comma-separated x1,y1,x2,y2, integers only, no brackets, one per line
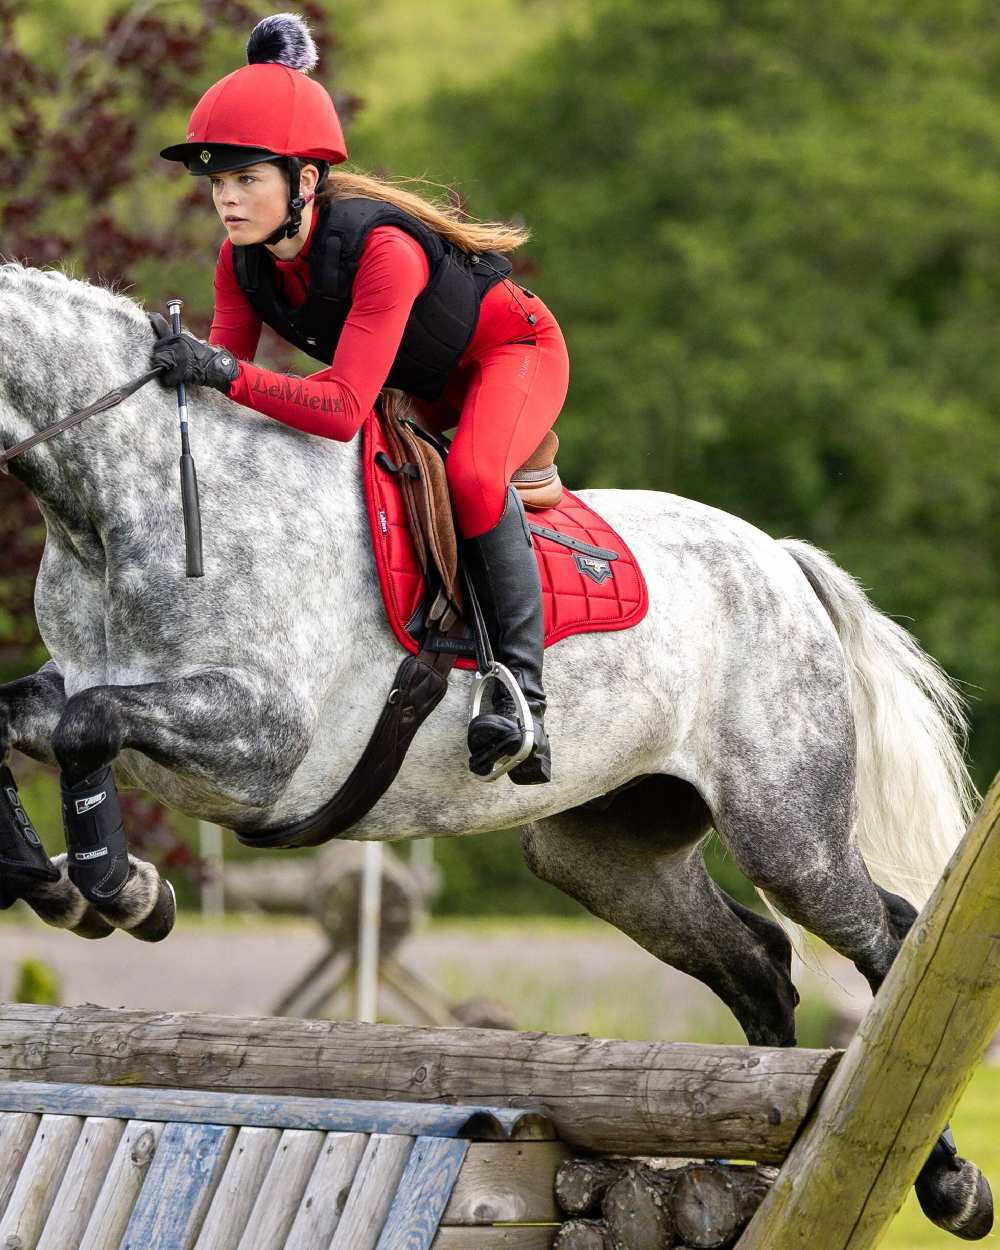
12,956,60,1005
2,0,999,916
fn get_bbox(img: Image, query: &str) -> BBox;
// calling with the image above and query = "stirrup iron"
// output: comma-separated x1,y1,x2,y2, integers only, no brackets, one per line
469,662,534,782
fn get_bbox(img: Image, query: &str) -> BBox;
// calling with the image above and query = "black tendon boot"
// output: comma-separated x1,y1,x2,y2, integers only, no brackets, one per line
0,764,60,909
462,488,551,784
61,766,175,941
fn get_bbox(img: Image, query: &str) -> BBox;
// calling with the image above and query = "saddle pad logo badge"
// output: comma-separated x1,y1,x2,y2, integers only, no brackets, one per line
75,792,106,816
574,554,614,584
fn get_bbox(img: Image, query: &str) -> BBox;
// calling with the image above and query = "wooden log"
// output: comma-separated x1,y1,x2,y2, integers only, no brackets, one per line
670,1164,774,1249
225,843,423,957
36,1116,124,1250
554,1220,611,1250
602,1165,674,1250
0,1113,81,1248
235,1128,325,1250
78,1121,164,1250
0,1111,38,1220
737,772,1000,1250
120,1121,235,1249
222,858,315,914
283,1132,369,1250
328,1133,414,1250
555,1158,636,1217
442,1141,571,1223
193,1126,282,1250
0,1005,839,1160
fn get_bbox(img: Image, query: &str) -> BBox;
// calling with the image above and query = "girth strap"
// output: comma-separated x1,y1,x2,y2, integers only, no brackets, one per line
233,645,459,849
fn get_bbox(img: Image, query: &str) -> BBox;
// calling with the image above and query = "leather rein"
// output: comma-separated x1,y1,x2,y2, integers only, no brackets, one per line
0,366,165,475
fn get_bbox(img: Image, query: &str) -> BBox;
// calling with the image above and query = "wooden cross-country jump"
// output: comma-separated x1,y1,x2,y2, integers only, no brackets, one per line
0,773,996,1248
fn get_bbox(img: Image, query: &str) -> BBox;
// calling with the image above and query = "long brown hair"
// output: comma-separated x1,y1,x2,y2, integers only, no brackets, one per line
315,167,530,255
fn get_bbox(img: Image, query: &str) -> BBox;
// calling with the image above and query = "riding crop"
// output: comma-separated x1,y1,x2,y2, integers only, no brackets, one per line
166,298,204,579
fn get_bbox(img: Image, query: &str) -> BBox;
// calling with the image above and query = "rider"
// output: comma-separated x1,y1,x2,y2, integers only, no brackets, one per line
153,13,568,785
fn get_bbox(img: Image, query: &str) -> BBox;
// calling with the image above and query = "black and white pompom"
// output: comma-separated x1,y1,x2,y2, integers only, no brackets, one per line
247,13,318,73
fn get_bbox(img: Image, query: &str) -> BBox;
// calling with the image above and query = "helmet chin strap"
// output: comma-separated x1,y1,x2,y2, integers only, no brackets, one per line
263,156,307,246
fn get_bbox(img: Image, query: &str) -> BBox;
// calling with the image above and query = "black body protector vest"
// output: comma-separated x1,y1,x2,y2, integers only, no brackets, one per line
231,196,514,402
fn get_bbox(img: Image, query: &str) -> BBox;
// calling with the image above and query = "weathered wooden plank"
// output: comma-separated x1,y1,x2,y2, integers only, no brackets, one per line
0,1008,840,1159
283,1130,369,1250
0,1080,548,1141
0,1111,39,1221
36,1116,123,1250
738,773,1000,1250
432,1229,558,1248
0,1113,81,1248
376,1136,468,1250
442,1142,572,1224
78,1120,164,1250
193,1126,281,1250
234,1128,325,1250
329,1133,414,1250
120,1121,235,1249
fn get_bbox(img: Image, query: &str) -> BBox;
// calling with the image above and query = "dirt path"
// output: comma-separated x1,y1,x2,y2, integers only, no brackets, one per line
0,905,875,1043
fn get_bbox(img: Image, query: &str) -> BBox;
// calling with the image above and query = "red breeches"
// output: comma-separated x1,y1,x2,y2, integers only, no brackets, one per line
412,287,570,538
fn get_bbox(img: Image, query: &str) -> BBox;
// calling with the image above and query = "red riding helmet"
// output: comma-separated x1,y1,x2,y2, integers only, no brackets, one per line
160,62,348,175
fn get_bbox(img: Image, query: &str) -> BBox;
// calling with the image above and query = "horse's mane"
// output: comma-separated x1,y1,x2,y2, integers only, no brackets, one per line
0,259,149,335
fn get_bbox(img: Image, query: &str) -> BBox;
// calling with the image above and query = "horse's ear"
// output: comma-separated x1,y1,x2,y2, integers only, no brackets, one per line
148,312,172,341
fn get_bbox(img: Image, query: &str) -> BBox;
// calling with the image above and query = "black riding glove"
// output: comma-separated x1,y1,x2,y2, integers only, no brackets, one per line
148,312,240,393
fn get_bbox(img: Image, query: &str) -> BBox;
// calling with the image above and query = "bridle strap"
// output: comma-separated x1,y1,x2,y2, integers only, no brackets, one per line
0,366,165,474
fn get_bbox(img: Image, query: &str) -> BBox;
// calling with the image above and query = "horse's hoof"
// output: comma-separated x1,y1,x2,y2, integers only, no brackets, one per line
21,854,114,938
95,857,176,942
127,879,176,943
70,907,117,940
916,1155,994,1240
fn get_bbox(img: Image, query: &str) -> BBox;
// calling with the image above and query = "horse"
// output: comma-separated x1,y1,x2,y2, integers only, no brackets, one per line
0,261,989,1237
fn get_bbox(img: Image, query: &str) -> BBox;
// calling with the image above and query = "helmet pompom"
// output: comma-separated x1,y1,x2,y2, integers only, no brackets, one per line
247,13,318,73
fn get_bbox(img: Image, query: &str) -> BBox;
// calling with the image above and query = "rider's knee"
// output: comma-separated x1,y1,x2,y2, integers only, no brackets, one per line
445,456,503,537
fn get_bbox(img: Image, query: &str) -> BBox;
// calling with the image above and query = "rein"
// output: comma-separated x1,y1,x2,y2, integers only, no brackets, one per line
0,366,165,475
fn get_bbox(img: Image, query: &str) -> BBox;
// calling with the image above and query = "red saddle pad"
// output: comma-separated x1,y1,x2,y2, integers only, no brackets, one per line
363,414,648,669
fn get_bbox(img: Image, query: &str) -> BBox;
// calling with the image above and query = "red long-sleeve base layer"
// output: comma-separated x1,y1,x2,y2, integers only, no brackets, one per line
210,211,569,536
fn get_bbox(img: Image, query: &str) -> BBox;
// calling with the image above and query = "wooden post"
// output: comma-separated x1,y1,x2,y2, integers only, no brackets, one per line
356,842,383,1023
737,772,1000,1250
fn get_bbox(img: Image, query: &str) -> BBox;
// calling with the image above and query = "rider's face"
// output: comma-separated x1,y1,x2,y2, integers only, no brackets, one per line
209,163,292,244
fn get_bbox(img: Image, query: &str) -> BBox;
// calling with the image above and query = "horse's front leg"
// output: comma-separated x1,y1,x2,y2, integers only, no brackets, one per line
51,668,310,940
0,661,113,937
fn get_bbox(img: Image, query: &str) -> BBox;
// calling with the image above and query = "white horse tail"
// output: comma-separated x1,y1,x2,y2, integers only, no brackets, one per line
780,538,980,907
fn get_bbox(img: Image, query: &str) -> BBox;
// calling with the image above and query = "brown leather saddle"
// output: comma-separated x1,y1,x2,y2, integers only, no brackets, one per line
377,388,562,634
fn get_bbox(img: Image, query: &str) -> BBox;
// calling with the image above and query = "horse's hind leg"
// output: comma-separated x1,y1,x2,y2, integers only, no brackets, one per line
521,775,799,1047
0,662,112,937
715,745,992,1239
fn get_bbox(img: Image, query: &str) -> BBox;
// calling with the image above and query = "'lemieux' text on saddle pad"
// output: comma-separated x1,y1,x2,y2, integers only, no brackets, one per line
363,414,648,668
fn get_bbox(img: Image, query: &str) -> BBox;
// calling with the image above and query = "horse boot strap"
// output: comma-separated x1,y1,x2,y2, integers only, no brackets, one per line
0,764,60,908
61,766,131,902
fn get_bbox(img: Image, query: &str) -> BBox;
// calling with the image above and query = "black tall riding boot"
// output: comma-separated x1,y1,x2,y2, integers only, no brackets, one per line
462,488,551,784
